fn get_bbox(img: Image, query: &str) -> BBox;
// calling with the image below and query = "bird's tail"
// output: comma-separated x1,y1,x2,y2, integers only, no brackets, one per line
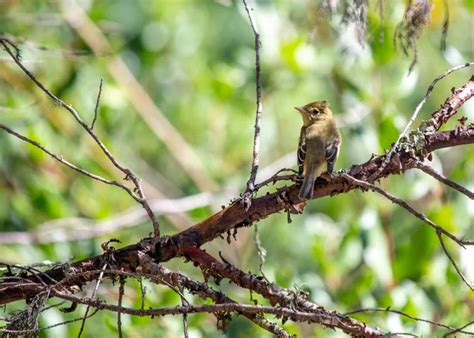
299,165,316,200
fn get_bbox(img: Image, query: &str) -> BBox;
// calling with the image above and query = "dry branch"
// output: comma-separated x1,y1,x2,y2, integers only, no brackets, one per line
48,283,385,338
183,248,385,336
370,66,474,180
0,37,161,237
345,308,474,336
2,124,473,307
413,161,474,199
154,129,474,263
342,173,473,289
58,1,218,193
242,0,263,194
1,10,474,335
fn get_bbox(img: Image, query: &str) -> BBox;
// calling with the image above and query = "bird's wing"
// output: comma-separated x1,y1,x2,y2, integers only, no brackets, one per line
297,127,306,175
325,138,340,173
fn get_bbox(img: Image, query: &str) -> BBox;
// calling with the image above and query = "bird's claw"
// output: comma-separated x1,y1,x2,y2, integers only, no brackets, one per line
317,172,332,182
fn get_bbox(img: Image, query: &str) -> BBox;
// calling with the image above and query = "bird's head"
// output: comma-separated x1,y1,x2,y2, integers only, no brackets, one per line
294,100,332,125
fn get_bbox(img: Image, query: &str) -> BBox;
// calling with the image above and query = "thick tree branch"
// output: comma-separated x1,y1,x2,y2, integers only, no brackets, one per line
1,29,473,336
154,127,474,263
425,74,474,132
49,290,388,338
182,248,385,337
2,125,473,307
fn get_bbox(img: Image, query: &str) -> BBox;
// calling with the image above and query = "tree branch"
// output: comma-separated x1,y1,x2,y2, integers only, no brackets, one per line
413,160,473,199
0,37,161,237
342,173,473,289
0,123,139,201
242,0,263,195
57,1,218,193
345,308,474,336
90,78,103,130
154,128,474,263
2,125,473,308
51,291,387,338
1,26,474,336
182,248,385,337
369,67,474,180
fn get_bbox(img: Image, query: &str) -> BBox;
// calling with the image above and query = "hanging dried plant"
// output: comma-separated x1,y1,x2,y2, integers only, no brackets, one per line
341,0,369,43
394,0,432,72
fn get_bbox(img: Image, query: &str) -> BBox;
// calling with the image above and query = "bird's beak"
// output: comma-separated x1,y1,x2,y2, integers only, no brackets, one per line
294,106,304,113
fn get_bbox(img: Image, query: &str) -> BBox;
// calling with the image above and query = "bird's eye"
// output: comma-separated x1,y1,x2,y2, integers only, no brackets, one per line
311,108,320,115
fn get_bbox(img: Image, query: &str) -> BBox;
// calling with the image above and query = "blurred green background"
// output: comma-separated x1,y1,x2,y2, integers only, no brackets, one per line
1,0,473,337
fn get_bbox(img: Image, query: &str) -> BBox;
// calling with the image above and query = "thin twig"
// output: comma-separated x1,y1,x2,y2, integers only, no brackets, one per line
343,173,473,246
0,38,160,237
444,320,474,337
182,313,189,338
78,263,107,338
343,173,473,289
0,40,117,169
40,301,66,313
0,309,100,335
436,230,473,290
0,263,59,287
368,62,474,180
253,172,298,192
0,123,139,201
254,224,269,282
413,161,473,200
58,3,218,192
139,278,146,310
117,276,125,338
242,0,263,194
174,279,190,338
345,307,474,336
91,78,103,130
250,317,291,338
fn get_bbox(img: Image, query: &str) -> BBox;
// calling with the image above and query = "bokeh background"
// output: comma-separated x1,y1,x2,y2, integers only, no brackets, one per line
1,0,473,336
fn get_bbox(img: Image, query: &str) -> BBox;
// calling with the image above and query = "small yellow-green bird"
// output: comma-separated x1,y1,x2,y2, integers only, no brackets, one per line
295,100,341,200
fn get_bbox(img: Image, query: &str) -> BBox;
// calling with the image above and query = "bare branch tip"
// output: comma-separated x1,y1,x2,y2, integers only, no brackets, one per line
91,78,104,130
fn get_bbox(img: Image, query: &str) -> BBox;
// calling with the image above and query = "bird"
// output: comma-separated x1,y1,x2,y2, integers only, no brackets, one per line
295,100,341,200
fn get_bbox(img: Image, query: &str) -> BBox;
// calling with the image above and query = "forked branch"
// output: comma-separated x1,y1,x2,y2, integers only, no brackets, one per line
0,37,160,237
